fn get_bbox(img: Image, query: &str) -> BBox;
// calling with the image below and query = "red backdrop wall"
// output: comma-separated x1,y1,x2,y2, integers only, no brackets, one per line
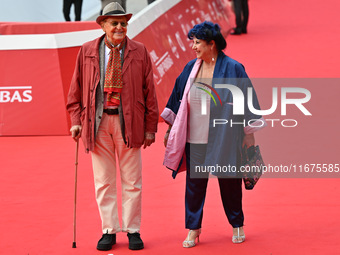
0,0,234,136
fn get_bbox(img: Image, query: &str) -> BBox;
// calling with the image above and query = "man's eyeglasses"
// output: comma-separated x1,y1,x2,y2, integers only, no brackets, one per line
111,21,127,27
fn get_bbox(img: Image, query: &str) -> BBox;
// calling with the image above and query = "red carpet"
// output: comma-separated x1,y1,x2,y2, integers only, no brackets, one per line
1,0,340,254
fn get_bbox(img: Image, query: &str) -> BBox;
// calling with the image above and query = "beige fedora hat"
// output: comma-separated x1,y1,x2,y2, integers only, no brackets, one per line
96,2,133,24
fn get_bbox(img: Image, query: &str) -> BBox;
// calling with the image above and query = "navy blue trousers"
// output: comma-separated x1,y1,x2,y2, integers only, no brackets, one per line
185,143,244,229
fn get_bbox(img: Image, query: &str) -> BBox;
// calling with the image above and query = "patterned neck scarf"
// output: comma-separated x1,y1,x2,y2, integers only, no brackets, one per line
104,36,126,106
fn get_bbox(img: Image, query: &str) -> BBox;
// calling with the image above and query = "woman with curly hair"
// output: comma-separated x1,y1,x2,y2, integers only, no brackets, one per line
161,21,265,248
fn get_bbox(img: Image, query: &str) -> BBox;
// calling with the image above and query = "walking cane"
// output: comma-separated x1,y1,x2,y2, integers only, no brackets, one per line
72,139,79,248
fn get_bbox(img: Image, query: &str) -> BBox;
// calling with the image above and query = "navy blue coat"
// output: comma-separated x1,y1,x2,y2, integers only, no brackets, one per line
163,51,263,177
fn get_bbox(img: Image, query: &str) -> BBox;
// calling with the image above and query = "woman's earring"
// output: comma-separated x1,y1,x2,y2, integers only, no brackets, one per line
212,57,215,62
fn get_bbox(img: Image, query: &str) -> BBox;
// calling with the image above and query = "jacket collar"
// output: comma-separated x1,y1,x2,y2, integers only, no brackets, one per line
213,51,227,77
85,34,138,76
85,34,137,55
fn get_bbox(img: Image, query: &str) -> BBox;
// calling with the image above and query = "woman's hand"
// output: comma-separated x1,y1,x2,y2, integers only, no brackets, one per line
164,125,172,147
164,132,169,147
242,133,255,148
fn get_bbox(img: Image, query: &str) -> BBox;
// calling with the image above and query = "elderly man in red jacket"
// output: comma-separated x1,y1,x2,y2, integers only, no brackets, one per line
66,2,158,251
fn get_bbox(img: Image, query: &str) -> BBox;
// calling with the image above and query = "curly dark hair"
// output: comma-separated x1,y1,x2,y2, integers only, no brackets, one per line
188,21,227,52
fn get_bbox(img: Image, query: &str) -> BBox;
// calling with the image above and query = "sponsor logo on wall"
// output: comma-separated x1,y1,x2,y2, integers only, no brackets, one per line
0,86,32,103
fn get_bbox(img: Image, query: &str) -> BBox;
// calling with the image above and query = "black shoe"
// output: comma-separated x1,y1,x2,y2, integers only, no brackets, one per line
242,28,247,34
127,233,144,250
230,27,242,35
97,233,116,251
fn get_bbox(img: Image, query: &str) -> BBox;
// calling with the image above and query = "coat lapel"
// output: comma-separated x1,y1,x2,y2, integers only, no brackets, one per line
163,58,202,171
99,38,105,94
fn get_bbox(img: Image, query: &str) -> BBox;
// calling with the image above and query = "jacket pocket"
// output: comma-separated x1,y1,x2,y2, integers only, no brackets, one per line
135,100,145,114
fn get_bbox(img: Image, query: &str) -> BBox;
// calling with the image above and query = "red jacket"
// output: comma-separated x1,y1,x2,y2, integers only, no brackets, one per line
67,35,159,152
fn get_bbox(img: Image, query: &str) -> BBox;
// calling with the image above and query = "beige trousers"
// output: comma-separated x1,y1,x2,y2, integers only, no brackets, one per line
91,113,142,234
